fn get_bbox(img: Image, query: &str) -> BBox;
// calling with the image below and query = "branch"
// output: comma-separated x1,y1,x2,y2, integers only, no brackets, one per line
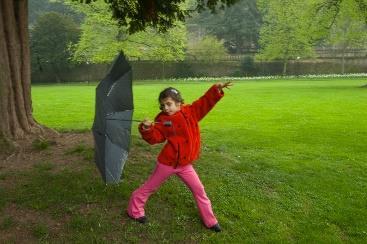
354,0,367,23
315,0,342,29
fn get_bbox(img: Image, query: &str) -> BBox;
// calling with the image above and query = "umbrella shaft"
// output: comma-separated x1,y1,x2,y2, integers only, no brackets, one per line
106,119,169,125
107,119,141,122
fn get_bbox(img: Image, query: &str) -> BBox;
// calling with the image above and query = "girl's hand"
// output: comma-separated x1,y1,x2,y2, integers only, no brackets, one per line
141,118,153,130
216,82,233,92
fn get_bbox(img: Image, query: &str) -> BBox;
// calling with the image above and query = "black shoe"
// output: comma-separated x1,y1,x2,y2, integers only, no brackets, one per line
209,223,221,232
126,212,147,224
135,216,147,224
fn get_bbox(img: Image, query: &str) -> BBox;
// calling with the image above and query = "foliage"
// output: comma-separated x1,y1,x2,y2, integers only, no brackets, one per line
30,12,80,80
187,0,261,53
256,0,315,75
186,35,228,63
67,1,187,63
325,1,367,73
327,0,367,50
75,0,240,34
29,0,82,26
313,0,367,28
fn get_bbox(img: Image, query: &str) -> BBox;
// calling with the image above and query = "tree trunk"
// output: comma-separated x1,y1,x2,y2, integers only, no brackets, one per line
282,59,288,76
341,48,346,74
0,0,42,144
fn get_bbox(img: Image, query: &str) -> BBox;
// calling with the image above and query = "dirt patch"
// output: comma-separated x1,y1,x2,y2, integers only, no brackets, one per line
0,132,93,173
0,203,66,243
0,132,97,209
0,132,95,242
0,132,157,242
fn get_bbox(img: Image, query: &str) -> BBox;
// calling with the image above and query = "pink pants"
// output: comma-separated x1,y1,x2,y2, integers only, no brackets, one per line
127,163,218,227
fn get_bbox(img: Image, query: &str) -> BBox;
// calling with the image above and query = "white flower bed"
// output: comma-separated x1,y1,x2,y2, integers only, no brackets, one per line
170,73,367,81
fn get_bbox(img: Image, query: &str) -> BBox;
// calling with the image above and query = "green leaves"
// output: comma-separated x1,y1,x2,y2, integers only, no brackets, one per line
256,0,316,74
186,35,228,63
74,0,239,34
327,0,367,49
30,12,81,74
68,1,187,63
187,0,261,53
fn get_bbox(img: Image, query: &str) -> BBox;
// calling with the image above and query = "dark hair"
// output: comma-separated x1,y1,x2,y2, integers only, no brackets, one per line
158,87,184,104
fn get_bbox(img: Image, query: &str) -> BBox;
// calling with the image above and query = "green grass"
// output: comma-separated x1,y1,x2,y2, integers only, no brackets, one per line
66,143,94,161
2,78,367,242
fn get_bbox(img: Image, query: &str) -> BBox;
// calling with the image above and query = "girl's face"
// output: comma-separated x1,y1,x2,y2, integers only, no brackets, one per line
160,97,181,115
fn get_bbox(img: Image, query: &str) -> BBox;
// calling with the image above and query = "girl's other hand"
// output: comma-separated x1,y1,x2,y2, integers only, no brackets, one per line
142,118,153,130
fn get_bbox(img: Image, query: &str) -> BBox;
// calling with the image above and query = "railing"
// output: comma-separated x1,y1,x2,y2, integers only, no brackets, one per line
182,48,367,61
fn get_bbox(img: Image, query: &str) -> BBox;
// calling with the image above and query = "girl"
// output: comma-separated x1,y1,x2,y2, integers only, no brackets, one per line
127,82,232,232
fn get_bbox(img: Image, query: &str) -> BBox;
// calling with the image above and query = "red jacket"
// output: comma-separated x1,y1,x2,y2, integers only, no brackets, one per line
139,85,224,167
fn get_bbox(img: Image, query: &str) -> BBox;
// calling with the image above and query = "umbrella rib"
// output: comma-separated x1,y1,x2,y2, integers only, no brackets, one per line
105,168,117,183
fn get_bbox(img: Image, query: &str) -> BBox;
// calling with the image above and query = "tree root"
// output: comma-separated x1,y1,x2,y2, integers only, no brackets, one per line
1,124,60,160
0,134,17,158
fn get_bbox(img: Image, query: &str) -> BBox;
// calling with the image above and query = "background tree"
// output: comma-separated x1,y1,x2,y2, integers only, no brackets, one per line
187,0,261,54
68,1,186,63
186,35,228,63
314,0,367,27
256,0,315,75
0,0,239,147
29,0,82,26
326,0,367,73
30,12,80,82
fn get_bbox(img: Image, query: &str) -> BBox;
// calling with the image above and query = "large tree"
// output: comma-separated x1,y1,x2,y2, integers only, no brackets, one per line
67,1,187,63
256,0,315,75
327,0,367,73
0,0,36,145
314,0,367,27
256,0,367,75
0,0,239,148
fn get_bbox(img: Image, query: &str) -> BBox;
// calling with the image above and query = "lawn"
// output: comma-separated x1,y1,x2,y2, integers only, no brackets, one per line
1,78,367,242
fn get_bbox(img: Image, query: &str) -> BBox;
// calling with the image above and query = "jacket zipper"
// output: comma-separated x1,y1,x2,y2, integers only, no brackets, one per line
174,144,180,168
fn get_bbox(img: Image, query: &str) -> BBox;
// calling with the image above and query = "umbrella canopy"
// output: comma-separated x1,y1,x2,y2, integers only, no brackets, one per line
92,52,133,184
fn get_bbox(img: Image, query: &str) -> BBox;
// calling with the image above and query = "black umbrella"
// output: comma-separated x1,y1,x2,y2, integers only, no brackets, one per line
92,52,133,184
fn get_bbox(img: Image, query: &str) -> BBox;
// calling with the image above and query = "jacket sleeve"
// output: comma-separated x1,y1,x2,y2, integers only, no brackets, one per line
189,84,224,121
138,118,166,145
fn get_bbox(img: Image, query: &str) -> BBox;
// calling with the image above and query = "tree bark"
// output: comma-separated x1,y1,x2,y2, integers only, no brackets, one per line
0,0,42,144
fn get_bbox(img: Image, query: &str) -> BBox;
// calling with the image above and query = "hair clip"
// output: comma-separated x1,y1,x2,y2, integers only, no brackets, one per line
171,89,178,94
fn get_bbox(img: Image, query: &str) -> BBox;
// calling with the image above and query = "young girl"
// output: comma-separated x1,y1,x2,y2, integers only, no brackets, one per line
127,82,232,232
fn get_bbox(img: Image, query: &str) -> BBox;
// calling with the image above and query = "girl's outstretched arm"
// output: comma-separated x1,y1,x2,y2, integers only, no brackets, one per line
190,82,233,121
